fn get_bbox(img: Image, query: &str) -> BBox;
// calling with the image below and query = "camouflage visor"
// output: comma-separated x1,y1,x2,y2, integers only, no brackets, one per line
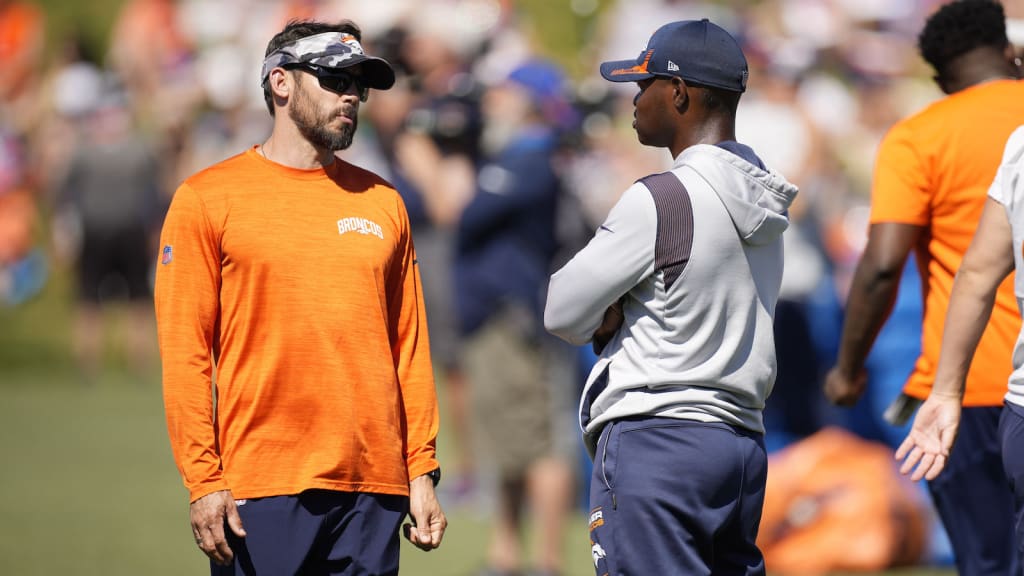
260,32,396,90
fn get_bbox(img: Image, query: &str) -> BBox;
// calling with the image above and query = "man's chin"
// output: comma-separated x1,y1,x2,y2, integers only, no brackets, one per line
330,127,356,151
308,130,354,152
295,114,356,151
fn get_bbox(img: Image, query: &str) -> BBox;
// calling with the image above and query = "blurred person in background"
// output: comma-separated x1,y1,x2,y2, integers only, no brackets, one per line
736,56,836,453
107,0,199,124
34,32,104,183
897,121,1024,566
546,19,797,575
456,58,578,576
155,19,445,574
0,0,46,305
106,0,203,192
0,128,45,307
389,15,487,504
167,0,278,180
54,85,163,381
0,0,44,132
824,1,1024,574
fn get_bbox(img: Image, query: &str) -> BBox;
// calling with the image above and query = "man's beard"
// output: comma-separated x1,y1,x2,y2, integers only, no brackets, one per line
289,81,357,151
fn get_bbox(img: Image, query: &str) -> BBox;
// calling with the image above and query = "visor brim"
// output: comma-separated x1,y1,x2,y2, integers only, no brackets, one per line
311,55,396,90
599,59,655,83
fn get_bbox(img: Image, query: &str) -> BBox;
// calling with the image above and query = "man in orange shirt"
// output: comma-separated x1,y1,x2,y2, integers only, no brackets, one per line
155,19,446,575
825,1,1024,574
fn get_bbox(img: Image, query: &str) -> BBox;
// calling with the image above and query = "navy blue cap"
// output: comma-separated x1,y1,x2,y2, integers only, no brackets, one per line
599,19,748,93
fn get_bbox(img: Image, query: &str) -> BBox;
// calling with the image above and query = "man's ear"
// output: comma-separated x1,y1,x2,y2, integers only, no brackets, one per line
268,68,292,106
1004,43,1023,78
672,76,689,111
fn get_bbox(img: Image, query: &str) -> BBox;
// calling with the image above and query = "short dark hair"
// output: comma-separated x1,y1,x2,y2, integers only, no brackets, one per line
918,0,1008,78
262,19,362,116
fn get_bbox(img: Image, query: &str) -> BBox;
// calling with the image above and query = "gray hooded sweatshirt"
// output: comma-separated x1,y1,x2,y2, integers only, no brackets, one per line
545,144,799,456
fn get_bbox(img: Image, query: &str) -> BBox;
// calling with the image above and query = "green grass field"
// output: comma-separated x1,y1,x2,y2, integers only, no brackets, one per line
0,270,956,576
0,371,596,576
0,271,600,576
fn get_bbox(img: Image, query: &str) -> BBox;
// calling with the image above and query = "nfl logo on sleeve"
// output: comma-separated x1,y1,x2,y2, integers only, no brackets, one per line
161,245,173,265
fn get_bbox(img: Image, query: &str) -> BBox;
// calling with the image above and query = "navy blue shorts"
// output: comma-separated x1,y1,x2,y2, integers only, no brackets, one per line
1001,401,1024,571
211,490,409,576
928,406,1018,576
588,417,767,576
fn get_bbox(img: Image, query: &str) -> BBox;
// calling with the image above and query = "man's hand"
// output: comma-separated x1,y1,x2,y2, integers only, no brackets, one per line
403,473,447,551
895,393,962,481
823,366,868,406
592,300,624,354
190,489,246,566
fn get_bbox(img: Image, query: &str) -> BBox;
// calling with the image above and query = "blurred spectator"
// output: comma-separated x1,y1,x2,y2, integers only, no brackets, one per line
0,0,45,131
394,14,483,227
107,0,202,134
388,16,487,503
758,427,930,574
28,32,104,205
736,59,837,452
0,128,45,306
55,86,163,381
562,88,668,231
456,59,578,576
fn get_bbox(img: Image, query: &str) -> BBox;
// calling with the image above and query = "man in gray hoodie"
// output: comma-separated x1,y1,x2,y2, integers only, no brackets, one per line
544,19,798,575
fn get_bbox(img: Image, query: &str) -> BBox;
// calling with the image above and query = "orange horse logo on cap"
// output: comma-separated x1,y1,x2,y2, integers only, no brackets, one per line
609,49,654,76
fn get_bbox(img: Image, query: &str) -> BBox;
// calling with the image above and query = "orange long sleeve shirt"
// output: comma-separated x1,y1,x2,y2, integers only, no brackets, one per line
155,148,439,502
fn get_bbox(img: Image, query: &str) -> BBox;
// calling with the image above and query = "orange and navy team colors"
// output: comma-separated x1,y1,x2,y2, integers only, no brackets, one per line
155,147,439,503
870,78,1024,406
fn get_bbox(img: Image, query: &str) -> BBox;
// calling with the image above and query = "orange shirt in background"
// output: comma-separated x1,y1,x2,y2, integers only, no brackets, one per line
0,0,44,101
109,0,191,67
155,148,439,502
870,79,1024,406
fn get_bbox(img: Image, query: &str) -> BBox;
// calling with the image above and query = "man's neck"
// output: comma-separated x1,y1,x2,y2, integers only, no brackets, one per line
942,48,1018,94
670,119,735,159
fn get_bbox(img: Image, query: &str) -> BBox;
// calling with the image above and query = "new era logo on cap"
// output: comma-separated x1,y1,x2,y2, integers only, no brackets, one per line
667,60,680,72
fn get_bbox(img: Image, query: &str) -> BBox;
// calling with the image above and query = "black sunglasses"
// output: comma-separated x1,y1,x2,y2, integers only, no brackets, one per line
286,64,370,102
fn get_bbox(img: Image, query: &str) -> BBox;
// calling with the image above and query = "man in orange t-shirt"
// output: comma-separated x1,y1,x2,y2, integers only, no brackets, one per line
155,20,446,574
825,2,1024,574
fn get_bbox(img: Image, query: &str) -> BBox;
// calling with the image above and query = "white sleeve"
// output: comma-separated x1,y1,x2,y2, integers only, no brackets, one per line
990,125,1024,206
544,182,657,345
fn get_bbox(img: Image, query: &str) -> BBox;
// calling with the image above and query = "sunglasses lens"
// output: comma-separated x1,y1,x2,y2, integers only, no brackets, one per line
318,72,369,101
